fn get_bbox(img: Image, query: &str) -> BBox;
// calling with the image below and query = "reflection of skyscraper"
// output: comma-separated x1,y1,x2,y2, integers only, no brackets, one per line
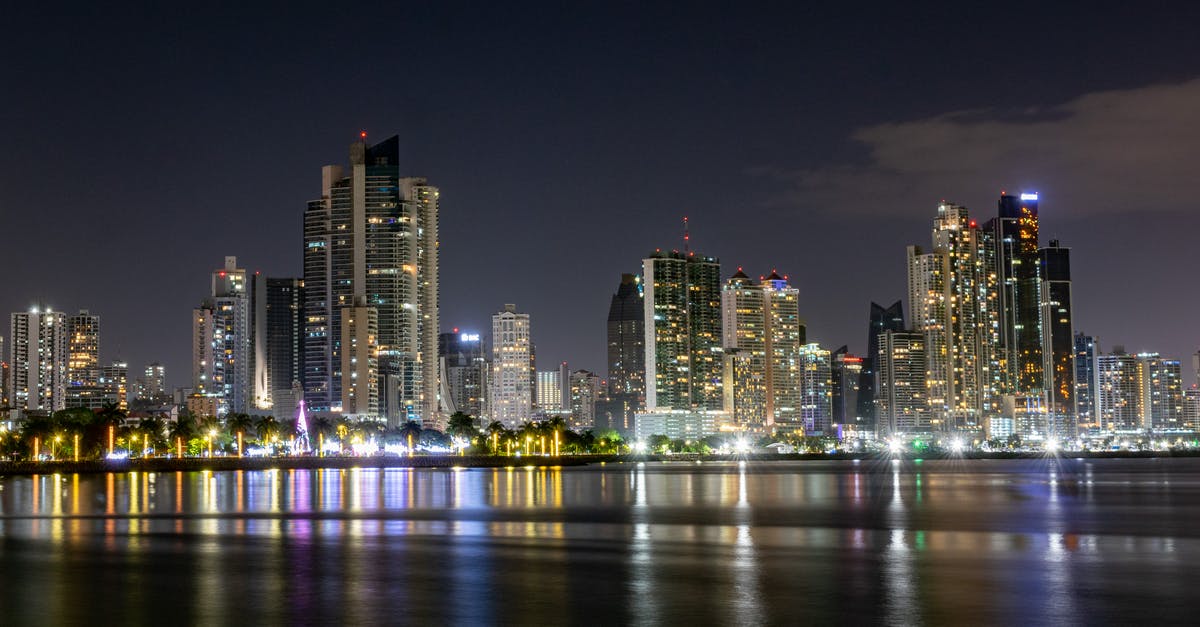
1039,241,1075,436
303,135,439,426
606,273,645,425
643,250,722,411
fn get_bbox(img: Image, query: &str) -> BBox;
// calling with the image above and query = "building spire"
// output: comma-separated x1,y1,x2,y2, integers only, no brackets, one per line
683,215,690,255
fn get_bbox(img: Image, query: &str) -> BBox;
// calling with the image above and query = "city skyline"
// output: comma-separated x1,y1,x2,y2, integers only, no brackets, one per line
3,5,1200,392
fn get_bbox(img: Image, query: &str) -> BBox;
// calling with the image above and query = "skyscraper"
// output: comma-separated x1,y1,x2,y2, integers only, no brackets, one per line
99,361,128,411
340,299,379,418
536,369,562,411
1096,349,1140,432
985,191,1042,394
263,278,304,419
1140,354,1183,431
491,304,532,426
1074,334,1099,431
720,269,804,431
439,330,487,417
877,330,929,436
798,343,833,435
9,308,68,412
191,304,220,408
191,256,251,415
66,310,100,388
606,273,645,423
136,362,167,403
857,301,904,430
303,135,439,426
831,347,863,431
1039,240,1076,437
643,249,722,411
569,369,601,429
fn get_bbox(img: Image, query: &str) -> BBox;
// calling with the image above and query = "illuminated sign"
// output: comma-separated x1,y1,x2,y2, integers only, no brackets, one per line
460,333,480,342
1020,193,1038,201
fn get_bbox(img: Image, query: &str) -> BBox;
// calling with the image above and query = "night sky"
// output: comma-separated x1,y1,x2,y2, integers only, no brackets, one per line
3,2,1199,389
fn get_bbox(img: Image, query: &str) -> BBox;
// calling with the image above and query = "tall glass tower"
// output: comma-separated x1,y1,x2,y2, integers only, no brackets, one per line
643,250,722,411
1039,240,1076,437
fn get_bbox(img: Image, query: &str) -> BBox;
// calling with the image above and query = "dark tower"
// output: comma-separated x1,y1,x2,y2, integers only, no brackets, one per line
857,301,905,430
985,191,1042,394
1039,240,1075,436
605,274,644,431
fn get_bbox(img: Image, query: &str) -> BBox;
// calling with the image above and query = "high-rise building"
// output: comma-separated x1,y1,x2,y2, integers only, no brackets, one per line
439,330,487,417
722,348,765,431
191,304,221,411
831,347,863,431
798,343,832,435
66,310,100,388
9,308,68,412
907,202,993,433
1096,349,1141,432
99,361,128,411
984,191,1042,394
643,249,722,411
569,369,601,429
1140,354,1183,431
1073,334,1099,432
877,330,928,436
606,273,645,425
135,362,167,402
260,278,304,418
191,256,252,414
536,369,562,411
857,301,904,430
490,304,532,426
720,269,804,431
1183,386,1200,431
1039,240,1075,437
303,135,439,426
340,299,379,418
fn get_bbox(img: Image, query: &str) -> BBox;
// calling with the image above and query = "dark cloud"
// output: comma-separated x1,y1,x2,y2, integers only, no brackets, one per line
770,78,1200,218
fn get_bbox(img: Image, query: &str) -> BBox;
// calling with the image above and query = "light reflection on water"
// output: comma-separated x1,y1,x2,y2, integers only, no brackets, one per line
1,459,1199,624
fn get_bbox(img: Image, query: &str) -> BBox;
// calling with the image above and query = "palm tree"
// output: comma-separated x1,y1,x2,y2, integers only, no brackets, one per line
168,417,196,457
399,420,422,454
312,416,334,455
255,415,280,450
20,414,54,460
446,412,478,439
225,413,254,457
137,417,166,456
96,401,127,456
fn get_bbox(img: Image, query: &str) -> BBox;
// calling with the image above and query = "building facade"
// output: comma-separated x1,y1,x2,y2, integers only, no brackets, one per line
858,301,905,431
439,331,487,417
9,309,68,412
1039,241,1076,437
643,250,722,411
877,330,929,436
490,304,532,426
606,273,645,426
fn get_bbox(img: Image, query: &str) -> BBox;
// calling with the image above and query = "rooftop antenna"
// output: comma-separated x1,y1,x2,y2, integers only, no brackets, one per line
683,216,690,255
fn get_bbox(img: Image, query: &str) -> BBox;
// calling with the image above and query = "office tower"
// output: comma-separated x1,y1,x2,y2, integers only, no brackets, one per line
190,256,252,414
1073,334,1099,432
340,299,379,417
536,369,562,411
606,273,645,423
1095,349,1141,432
721,269,804,431
569,369,601,428
261,278,304,418
303,135,440,426
857,301,905,429
439,330,487,417
1140,354,1183,431
491,304,532,426
798,343,832,435
984,191,1042,394
99,361,128,410
907,202,990,432
66,310,100,387
643,249,722,411
1039,241,1076,437
9,308,68,412
831,347,863,430
877,330,929,436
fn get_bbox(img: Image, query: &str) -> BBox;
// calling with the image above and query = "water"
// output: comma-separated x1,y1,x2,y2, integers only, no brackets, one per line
1,458,1198,625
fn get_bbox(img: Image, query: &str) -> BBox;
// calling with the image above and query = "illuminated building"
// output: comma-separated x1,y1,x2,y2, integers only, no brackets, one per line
1096,349,1141,432
877,330,929,435
798,343,832,434
190,256,251,414
135,362,167,403
1039,241,1076,437
340,300,378,418
260,278,304,419
643,249,722,411
303,135,440,426
536,368,562,411
720,269,804,431
606,273,645,427
632,409,722,440
8,308,68,412
1140,354,1183,431
831,347,863,431
1074,334,1099,432
907,202,993,433
99,361,128,410
439,331,487,417
490,304,532,426
66,310,100,387
1183,386,1200,431
569,369,601,429
857,301,904,431
984,191,1042,394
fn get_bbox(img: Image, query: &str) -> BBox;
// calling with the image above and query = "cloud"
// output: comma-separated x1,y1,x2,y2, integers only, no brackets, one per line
765,78,1200,216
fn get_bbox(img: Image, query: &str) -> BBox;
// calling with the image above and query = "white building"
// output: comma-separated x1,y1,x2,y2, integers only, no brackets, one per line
491,304,532,426
633,410,722,441
8,308,68,412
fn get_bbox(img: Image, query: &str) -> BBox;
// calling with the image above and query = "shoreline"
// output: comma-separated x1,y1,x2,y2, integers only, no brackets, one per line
1,449,1199,476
